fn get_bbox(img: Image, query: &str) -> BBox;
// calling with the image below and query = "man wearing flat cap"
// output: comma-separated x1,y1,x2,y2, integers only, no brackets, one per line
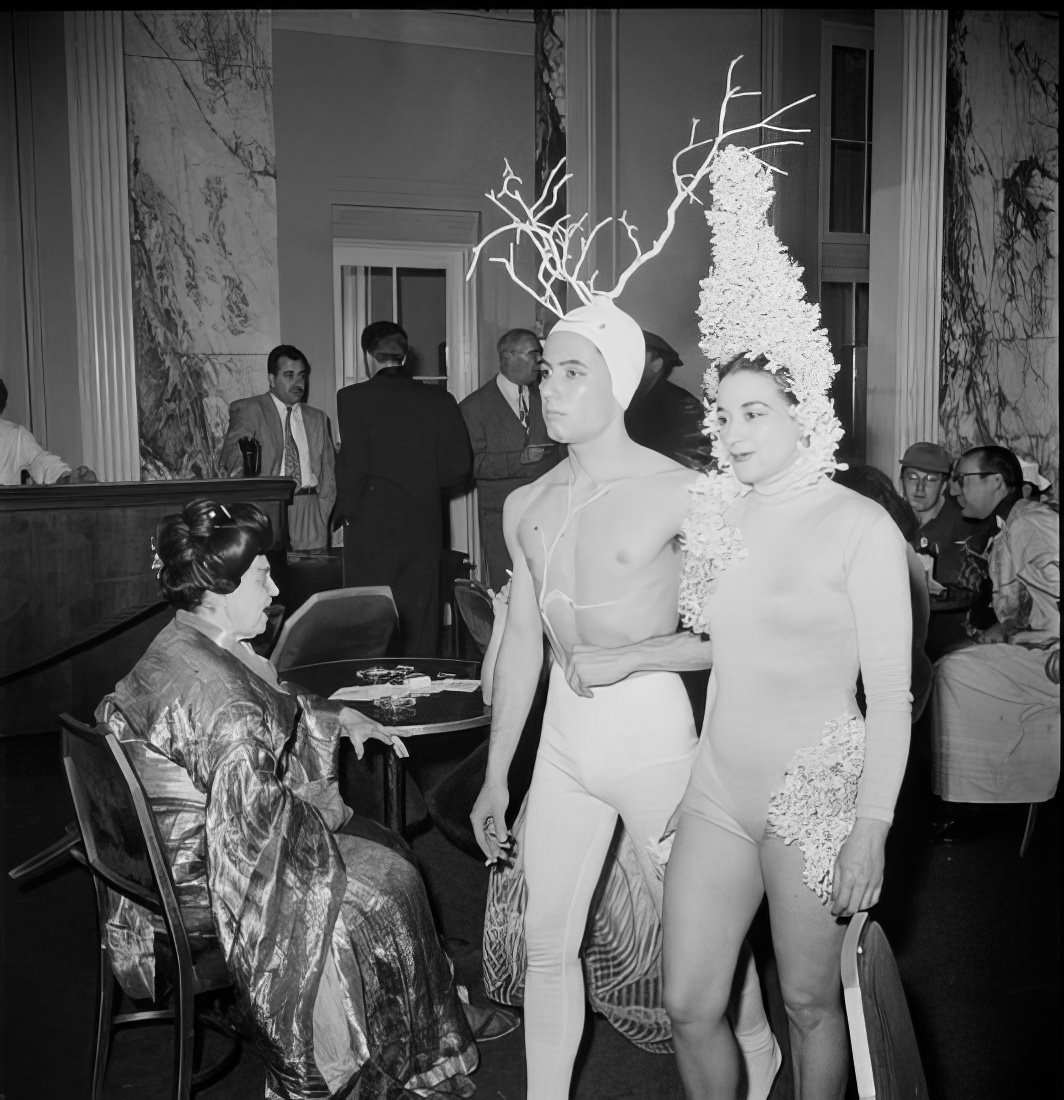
623,331,710,469
899,441,995,656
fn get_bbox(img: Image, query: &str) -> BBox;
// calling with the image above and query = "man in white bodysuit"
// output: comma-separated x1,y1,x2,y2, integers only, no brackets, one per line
470,297,777,1099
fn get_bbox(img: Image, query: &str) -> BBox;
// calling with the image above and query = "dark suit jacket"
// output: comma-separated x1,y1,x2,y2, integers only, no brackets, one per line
219,391,337,526
459,377,563,586
335,370,472,556
624,377,711,470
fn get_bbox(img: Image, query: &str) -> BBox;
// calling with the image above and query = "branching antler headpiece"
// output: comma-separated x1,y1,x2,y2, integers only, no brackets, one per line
467,56,814,318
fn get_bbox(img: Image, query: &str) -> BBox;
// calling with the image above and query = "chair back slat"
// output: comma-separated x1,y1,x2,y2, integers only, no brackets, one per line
271,586,398,671
60,715,195,962
841,911,930,1100
453,579,495,655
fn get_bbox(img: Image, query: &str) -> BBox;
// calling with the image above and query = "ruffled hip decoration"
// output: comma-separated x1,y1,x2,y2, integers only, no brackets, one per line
765,714,865,905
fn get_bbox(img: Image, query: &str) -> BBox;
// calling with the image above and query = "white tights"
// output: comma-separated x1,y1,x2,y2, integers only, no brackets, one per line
521,667,772,1099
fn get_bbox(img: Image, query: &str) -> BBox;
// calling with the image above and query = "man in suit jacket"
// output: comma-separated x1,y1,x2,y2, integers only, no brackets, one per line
459,329,564,589
624,330,711,470
219,345,336,550
335,322,473,656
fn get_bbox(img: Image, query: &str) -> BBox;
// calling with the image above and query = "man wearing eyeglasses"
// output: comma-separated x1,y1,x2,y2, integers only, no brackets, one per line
899,442,995,657
931,444,1059,832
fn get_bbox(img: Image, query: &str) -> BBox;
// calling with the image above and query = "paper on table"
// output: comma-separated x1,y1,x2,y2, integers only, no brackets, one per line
330,678,481,702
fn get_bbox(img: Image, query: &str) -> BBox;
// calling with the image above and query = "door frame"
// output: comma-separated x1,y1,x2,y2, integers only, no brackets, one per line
332,239,481,564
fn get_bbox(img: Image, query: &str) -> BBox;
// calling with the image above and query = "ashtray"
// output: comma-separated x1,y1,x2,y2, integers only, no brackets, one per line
356,667,394,684
373,694,416,721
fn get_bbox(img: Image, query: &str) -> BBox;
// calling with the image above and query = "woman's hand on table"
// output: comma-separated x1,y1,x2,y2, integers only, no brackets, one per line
830,817,889,918
339,707,409,760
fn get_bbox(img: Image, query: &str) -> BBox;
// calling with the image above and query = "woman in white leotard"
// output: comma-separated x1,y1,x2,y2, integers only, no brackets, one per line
470,300,778,1100
664,354,912,1100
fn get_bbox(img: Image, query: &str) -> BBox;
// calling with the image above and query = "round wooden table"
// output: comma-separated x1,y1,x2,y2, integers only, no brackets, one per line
283,657,490,833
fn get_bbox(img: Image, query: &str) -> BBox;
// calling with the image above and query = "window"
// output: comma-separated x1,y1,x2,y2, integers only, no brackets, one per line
820,22,873,461
820,281,868,461
357,266,449,384
828,45,873,234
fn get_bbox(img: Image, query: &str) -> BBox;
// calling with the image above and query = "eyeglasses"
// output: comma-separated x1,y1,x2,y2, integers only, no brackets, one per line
902,471,945,487
951,471,991,486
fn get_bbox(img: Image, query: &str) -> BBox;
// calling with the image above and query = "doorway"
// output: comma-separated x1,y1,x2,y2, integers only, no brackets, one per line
332,239,481,570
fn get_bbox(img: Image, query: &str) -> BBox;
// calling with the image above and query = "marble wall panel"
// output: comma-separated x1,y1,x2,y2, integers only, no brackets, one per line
124,10,278,479
940,11,1058,489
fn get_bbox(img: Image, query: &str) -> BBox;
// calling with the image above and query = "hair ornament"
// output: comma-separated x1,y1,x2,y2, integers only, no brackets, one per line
207,504,233,523
697,145,845,488
466,56,812,317
150,538,163,577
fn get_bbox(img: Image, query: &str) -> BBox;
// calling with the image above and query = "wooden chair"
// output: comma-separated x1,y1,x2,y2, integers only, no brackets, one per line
841,911,929,1100
452,578,495,655
269,585,398,673
60,714,240,1099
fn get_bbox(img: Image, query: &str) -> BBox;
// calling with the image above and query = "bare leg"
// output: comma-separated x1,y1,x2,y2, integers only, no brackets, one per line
760,836,849,1100
664,813,765,1099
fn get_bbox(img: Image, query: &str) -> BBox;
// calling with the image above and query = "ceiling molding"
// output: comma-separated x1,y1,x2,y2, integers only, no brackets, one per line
271,9,535,55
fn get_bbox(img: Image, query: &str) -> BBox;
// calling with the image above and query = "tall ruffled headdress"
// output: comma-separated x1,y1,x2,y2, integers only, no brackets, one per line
698,145,845,482
467,57,813,406
679,146,845,631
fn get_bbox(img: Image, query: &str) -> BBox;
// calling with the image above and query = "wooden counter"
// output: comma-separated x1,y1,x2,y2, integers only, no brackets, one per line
0,478,292,735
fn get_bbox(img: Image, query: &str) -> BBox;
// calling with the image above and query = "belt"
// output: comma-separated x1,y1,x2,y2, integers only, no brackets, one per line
293,487,318,496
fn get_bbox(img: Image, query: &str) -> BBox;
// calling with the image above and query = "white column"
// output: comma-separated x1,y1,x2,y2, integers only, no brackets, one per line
760,9,784,169
894,9,947,453
65,11,139,481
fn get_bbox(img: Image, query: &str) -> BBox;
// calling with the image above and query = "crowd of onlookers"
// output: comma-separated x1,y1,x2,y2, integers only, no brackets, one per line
882,439,1058,837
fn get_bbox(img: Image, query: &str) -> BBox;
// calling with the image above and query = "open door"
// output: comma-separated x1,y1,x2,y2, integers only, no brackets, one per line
333,240,481,573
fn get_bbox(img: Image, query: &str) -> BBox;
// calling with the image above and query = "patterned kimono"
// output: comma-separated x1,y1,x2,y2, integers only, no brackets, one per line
96,613,477,1099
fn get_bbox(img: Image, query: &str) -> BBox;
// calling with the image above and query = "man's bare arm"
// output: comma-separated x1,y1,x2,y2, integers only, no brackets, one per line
470,488,543,859
566,629,712,696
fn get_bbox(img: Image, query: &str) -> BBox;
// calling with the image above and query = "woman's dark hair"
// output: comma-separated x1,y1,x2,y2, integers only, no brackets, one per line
154,498,273,610
833,463,920,541
716,351,798,406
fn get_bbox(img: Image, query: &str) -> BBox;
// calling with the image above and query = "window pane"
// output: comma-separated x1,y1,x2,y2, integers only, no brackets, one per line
855,284,869,347
369,267,394,323
820,282,852,348
830,141,866,233
831,46,867,141
397,268,447,378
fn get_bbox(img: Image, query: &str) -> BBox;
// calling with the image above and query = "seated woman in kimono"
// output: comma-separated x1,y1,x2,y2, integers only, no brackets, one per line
96,498,480,1100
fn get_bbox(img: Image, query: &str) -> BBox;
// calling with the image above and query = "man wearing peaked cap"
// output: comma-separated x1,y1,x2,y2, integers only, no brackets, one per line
625,330,711,469
898,440,995,657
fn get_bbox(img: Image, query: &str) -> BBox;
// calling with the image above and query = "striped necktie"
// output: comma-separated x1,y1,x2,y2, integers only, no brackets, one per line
517,387,529,429
284,406,302,486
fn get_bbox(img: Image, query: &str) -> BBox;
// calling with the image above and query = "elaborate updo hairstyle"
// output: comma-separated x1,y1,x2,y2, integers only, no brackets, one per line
153,499,273,610
717,351,798,406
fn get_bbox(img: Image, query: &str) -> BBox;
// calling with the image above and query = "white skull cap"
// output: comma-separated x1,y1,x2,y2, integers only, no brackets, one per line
549,297,645,410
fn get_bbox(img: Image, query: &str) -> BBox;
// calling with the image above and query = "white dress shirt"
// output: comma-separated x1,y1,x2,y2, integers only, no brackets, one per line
269,393,317,489
0,416,71,485
270,391,316,486
495,373,527,424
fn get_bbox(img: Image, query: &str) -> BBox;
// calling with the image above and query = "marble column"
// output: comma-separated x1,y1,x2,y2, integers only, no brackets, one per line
65,12,140,481
894,9,947,455
124,11,279,479
939,11,1058,486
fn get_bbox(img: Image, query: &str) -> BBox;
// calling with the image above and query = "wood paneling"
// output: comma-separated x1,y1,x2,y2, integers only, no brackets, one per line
0,478,292,734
